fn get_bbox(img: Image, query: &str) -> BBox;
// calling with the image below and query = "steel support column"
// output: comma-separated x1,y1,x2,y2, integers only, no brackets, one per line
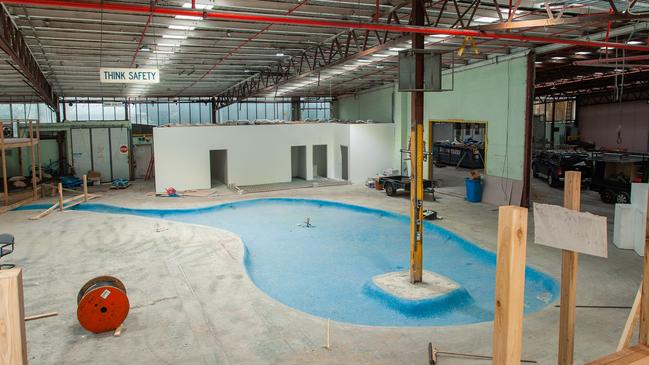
521,51,535,208
409,0,425,284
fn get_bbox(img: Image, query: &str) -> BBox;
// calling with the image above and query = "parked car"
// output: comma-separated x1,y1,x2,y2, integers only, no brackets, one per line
590,152,649,204
532,151,592,187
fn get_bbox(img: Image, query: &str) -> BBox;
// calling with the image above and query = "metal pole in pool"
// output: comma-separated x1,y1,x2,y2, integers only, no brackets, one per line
409,0,425,284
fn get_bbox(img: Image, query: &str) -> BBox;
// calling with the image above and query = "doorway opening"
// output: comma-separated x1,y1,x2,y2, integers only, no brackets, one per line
428,119,487,195
291,146,307,181
209,150,228,187
313,145,328,178
341,145,349,181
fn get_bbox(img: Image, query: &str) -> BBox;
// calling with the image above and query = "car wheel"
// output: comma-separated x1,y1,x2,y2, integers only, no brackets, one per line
615,191,630,204
385,183,396,197
548,170,557,187
600,189,615,204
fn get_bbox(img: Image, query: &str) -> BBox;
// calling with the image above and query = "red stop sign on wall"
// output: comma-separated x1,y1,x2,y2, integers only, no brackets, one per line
119,145,128,154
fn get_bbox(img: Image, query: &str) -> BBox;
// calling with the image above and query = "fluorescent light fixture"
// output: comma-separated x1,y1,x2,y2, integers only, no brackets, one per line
169,25,196,31
157,43,178,47
428,34,451,38
599,46,614,50
614,68,625,72
474,16,499,23
627,40,644,45
175,15,203,20
535,61,543,64
182,3,213,10
356,59,372,63
163,34,187,39
389,47,405,51
275,52,285,56
140,46,151,52
376,65,384,69
500,8,524,15
575,51,592,55
154,50,174,54
551,56,567,60
372,53,388,57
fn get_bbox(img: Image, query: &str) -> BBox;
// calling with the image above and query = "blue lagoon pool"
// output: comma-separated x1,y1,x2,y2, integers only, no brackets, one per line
21,198,558,326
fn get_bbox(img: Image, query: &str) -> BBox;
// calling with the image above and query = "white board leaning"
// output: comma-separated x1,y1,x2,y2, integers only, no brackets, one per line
100,68,160,84
533,203,608,258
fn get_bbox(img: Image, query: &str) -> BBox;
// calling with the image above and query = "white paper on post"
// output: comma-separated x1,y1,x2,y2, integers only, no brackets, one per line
533,203,608,258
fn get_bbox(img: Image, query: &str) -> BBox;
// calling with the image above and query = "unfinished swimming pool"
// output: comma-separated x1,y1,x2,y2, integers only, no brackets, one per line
32,198,559,327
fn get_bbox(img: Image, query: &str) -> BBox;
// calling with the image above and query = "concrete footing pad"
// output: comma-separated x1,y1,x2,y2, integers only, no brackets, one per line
371,270,460,301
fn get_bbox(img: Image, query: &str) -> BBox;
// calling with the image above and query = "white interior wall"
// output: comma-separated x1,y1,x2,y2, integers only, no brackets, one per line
153,123,394,192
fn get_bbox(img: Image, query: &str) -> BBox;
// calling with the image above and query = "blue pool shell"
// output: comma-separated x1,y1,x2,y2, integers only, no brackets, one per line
16,198,559,327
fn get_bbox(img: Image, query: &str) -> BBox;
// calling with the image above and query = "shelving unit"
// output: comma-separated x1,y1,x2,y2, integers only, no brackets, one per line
0,120,42,209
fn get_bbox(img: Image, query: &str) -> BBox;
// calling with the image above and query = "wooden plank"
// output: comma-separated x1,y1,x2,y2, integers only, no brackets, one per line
409,122,424,283
24,312,58,322
619,284,643,351
0,268,28,365
558,171,581,365
30,202,60,220
585,344,649,365
0,196,36,215
492,205,528,365
640,187,649,345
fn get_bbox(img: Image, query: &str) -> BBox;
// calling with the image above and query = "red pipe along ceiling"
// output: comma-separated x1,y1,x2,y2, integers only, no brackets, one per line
4,0,649,52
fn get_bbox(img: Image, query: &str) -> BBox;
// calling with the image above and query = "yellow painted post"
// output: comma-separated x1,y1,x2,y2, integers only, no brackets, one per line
492,205,528,365
558,171,581,365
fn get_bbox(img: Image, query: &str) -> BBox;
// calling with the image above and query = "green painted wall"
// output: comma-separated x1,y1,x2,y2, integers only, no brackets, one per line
357,55,529,181
422,56,528,180
336,86,394,123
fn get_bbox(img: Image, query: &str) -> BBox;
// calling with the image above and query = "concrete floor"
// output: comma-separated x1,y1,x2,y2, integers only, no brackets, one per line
0,176,639,365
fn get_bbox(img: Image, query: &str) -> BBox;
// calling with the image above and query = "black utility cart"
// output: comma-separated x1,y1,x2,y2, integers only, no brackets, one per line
379,149,435,199
590,152,649,204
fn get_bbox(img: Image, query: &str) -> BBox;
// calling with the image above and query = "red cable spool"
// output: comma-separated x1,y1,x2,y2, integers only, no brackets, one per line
77,276,130,334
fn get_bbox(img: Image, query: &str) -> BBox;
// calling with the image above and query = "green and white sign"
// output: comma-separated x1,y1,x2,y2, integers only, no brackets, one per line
100,68,160,84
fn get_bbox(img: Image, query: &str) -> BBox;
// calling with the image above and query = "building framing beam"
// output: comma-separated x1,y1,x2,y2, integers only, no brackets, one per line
0,4,57,110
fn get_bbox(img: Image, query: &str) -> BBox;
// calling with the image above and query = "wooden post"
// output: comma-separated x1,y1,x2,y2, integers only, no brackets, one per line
639,188,649,345
58,182,63,211
0,121,8,206
82,174,88,202
36,121,42,182
618,283,642,351
28,121,37,199
558,171,581,365
0,268,28,365
492,205,529,365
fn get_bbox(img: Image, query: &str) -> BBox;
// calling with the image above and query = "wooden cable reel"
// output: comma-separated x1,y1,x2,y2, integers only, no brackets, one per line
77,276,130,333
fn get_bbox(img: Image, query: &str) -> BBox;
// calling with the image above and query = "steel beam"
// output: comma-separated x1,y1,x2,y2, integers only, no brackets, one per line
475,12,649,31
0,4,57,110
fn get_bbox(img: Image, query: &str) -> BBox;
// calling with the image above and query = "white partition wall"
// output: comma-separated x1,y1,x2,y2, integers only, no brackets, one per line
153,123,395,192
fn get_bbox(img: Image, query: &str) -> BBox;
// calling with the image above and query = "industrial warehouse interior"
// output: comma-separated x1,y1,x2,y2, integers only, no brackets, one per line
2,0,649,364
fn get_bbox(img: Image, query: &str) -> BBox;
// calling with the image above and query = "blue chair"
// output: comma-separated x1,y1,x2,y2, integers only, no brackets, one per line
0,234,15,269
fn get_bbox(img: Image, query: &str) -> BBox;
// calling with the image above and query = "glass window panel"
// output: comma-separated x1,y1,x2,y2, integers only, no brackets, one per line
147,103,158,125
158,103,170,125
25,104,38,120
12,103,26,121
190,103,200,123
179,103,190,123
200,102,211,123
114,104,125,120
169,102,180,124
64,102,75,121
89,103,103,120
0,104,11,120
103,104,115,120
